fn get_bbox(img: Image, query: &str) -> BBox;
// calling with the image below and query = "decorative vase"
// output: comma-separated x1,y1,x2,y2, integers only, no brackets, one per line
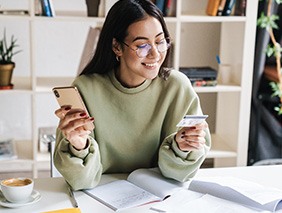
85,0,100,17
0,63,15,89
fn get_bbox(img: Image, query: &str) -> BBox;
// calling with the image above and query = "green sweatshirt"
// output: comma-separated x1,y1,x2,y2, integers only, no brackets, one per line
54,69,211,190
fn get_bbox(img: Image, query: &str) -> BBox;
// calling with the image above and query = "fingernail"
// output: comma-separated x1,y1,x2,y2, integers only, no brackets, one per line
80,112,86,117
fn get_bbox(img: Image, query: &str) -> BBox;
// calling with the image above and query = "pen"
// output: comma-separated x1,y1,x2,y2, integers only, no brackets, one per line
216,54,221,64
67,185,79,208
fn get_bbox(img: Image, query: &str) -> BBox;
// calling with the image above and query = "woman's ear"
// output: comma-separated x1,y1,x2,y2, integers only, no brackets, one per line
112,38,122,56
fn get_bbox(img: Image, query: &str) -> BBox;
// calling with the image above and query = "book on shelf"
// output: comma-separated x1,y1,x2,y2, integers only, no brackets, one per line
234,0,246,16
40,0,55,17
164,0,176,17
0,139,17,161
180,67,218,87
206,0,221,16
48,0,55,16
222,0,236,16
190,79,217,87
217,0,227,16
154,0,176,17
83,168,188,211
155,0,166,14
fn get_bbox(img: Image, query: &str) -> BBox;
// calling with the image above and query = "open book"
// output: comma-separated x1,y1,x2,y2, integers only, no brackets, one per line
152,176,282,212
83,168,188,211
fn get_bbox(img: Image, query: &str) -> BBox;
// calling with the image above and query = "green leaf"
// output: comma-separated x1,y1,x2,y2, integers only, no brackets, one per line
257,12,279,30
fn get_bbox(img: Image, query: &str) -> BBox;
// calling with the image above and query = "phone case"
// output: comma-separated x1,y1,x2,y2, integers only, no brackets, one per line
52,86,94,130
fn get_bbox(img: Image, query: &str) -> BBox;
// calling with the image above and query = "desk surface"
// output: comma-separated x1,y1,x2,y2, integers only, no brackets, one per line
1,165,282,213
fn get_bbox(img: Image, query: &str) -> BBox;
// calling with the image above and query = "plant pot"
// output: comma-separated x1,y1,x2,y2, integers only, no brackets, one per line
0,63,15,88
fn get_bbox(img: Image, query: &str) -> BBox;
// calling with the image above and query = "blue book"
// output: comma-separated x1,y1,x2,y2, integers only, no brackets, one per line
222,0,236,16
41,0,53,17
155,0,166,14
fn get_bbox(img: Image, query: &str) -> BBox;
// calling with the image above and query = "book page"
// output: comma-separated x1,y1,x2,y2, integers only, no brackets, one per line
151,190,263,213
189,177,282,212
127,168,189,199
84,180,161,211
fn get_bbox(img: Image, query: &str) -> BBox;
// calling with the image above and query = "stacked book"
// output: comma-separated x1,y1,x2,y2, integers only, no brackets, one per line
180,67,218,87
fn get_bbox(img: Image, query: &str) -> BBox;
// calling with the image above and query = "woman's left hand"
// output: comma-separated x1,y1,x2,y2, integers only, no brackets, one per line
175,121,208,152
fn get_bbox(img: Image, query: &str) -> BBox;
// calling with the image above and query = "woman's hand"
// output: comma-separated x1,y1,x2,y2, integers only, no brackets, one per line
55,106,95,150
175,121,208,152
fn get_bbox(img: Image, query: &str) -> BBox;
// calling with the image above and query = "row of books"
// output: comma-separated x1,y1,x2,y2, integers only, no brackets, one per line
206,0,246,16
90,0,176,17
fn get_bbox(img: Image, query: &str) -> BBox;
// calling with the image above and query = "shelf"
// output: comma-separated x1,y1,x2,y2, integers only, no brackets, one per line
0,0,258,175
181,15,246,23
194,84,241,93
0,14,31,20
35,77,75,92
0,77,32,93
0,139,34,172
33,15,105,23
0,159,33,172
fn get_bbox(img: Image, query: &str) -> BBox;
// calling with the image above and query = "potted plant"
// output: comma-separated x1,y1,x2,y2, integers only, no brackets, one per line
0,29,22,89
257,0,282,115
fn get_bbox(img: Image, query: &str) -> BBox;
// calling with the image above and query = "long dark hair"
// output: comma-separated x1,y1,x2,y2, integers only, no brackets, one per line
80,0,171,76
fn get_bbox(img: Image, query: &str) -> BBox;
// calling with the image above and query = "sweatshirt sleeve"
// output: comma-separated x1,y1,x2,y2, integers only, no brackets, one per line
158,72,212,182
158,129,211,182
53,130,103,190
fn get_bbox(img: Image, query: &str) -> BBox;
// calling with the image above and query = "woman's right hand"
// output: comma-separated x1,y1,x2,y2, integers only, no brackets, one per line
55,106,95,150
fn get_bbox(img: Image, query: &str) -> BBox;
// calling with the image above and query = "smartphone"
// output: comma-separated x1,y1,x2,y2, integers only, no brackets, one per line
176,115,208,127
52,86,94,130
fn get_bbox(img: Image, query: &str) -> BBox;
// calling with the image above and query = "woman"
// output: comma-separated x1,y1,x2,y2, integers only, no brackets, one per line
54,0,211,190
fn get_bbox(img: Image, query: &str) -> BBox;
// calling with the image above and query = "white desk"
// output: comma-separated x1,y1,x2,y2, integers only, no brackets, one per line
1,165,282,213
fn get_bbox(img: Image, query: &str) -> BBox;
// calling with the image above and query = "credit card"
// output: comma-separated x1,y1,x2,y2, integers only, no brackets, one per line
176,115,208,127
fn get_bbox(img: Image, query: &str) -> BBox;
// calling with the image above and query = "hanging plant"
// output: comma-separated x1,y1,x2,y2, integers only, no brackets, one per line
257,0,282,115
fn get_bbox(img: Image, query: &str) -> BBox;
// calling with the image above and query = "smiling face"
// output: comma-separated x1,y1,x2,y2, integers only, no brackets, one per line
114,16,167,88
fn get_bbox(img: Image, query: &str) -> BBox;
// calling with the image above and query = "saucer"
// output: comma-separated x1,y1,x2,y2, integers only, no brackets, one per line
0,190,41,208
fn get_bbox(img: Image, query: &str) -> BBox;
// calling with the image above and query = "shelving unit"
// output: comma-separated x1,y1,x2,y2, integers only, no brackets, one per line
0,0,258,177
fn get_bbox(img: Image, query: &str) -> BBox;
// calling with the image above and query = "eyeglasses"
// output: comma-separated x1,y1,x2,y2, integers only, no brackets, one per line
121,37,171,58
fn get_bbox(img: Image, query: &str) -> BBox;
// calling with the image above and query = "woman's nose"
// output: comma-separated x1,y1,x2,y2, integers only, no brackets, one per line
147,45,160,58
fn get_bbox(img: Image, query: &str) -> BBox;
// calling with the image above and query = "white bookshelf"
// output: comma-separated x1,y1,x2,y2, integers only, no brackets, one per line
0,0,258,176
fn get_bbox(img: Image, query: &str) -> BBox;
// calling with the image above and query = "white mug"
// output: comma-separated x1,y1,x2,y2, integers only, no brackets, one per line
0,177,34,203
